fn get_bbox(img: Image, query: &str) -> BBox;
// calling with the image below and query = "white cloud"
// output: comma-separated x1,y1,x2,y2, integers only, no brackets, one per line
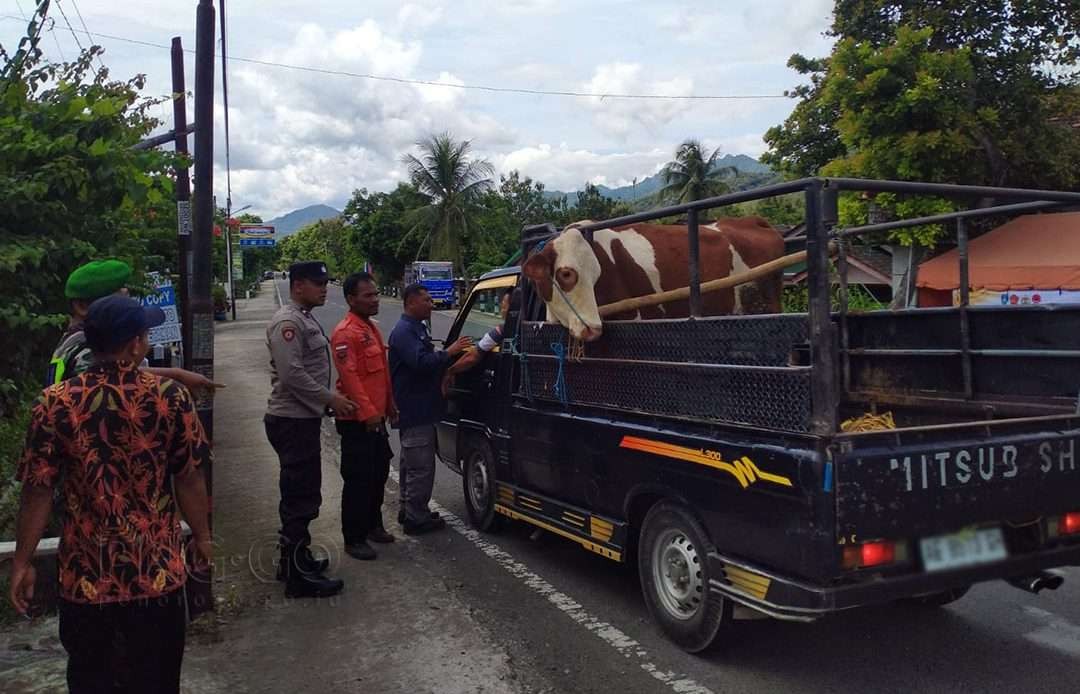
417,71,465,105
581,63,694,139
396,4,445,33
492,143,670,192
0,0,835,220
217,18,516,216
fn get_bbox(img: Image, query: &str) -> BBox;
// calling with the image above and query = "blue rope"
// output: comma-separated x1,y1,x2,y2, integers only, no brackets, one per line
551,341,570,406
510,335,533,401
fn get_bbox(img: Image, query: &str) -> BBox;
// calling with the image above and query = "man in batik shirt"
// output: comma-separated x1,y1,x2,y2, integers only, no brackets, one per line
9,295,212,694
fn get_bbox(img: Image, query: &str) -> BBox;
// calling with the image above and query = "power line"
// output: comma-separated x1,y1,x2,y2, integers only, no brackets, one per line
52,1,84,53
68,0,107,72
0,15,789,101
47,17,67,62
53,0,103,79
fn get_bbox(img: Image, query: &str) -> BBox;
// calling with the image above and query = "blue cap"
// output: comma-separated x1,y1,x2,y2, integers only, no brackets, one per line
84,295,166,353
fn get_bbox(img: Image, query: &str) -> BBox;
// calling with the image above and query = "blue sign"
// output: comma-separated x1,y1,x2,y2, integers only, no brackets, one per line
240,238,276,247
140,277,181,345
142,285,176,308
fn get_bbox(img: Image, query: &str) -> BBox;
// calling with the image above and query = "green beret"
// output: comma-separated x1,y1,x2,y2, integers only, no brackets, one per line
64,259,133,300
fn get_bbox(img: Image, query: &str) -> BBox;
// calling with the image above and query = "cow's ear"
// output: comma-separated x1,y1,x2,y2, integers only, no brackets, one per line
523,244,555,301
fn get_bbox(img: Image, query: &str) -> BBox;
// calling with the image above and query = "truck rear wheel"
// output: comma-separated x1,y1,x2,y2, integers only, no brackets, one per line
638,501,732,653
462,438,504,532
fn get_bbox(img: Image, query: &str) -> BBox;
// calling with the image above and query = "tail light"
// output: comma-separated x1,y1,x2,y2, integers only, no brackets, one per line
1059,512,1080,536
842,540,907,570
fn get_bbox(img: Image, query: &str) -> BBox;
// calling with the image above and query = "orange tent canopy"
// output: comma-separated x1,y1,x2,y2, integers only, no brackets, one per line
917,211,1080,292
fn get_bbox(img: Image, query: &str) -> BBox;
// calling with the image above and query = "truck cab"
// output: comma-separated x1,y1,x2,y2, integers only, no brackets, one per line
405,261,456,309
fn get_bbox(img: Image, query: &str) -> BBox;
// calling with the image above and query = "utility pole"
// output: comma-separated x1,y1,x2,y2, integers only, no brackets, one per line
192,0,216,432
219,0,238,321
190,0,216,616
172,38,193,368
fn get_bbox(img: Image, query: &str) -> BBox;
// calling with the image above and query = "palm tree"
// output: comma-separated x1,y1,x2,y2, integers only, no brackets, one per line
400,133,494,276
659,140,738,204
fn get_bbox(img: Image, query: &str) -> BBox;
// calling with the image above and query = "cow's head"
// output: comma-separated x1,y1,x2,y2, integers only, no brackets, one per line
522,226,604,342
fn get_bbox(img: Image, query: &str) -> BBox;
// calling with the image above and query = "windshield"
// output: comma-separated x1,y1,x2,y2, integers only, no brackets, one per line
422,269,452,280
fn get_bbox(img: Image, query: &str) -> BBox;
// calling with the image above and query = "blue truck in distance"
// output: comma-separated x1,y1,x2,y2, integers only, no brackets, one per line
404,261,455,308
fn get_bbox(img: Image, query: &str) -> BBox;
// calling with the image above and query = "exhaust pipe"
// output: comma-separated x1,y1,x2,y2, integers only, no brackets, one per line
1006,570,1065,594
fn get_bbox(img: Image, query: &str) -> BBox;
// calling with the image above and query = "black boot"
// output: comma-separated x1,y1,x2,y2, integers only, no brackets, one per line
276,544,330,582
283,545,344,599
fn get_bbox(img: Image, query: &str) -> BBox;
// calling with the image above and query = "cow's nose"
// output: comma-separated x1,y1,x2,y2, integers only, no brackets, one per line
579,324,603,342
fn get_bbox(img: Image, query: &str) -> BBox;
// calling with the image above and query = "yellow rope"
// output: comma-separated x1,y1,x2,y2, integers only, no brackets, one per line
841,411,896,433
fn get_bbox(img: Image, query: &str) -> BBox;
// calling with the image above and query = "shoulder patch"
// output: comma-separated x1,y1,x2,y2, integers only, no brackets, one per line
282,327,296,342
334,343,349,360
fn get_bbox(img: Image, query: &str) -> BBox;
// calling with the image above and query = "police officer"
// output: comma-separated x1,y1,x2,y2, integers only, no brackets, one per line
265,261,356,598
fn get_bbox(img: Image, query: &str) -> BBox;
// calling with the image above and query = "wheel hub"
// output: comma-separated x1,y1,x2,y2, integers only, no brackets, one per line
652,529,704,620
467,452,490,509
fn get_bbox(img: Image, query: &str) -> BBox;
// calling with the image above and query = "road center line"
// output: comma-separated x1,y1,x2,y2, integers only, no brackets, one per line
385,466,716,694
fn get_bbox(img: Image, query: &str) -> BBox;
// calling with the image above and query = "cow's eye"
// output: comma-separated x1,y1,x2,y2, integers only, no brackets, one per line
556,268,578,290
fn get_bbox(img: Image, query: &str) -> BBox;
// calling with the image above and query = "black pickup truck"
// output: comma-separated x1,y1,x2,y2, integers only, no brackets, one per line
435,178,1080,652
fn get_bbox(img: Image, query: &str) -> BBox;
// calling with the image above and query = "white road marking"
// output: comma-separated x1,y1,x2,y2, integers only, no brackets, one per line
1023,606,1080,656
385,466,716,694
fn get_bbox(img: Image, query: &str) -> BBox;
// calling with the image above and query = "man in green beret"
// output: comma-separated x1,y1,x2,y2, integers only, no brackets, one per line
48,259,222,394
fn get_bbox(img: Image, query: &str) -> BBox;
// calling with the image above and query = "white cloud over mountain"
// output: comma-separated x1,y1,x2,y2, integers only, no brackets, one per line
0,0,837,217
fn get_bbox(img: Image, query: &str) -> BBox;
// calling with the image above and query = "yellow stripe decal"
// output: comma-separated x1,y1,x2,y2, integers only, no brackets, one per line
496,504,622,562
722,564,771,599
619,436,792,489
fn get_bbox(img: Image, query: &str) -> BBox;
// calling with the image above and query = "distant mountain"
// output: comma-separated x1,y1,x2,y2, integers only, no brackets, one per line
544,154,774,204
267,204,342,237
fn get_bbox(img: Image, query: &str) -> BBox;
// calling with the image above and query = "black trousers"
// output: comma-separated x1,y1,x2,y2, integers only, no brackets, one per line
58,588,186,694
265,414,323,547
337,420,393,544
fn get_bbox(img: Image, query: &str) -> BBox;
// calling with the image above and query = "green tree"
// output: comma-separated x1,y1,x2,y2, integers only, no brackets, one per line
763,2,1080,243
276,217,351,277
0,4,176,409
565,183,627,223
400,132,495,276
760,55,845,178
342,184,429,282
659,140,738,204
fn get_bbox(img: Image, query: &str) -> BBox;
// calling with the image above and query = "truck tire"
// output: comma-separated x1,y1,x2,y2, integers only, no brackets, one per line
905,585,971,607
462,438,504,532
638,501,732,653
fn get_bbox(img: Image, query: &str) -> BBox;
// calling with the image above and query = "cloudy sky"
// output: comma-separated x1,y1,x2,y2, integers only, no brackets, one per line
1,0,836,218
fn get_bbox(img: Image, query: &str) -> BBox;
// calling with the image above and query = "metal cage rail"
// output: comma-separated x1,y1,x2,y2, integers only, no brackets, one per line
517,178,1080,436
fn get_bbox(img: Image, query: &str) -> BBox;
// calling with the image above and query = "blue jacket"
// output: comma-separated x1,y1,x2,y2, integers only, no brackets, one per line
388,315,450,429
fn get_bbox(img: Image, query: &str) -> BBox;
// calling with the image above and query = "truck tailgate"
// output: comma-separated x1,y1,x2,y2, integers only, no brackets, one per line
835,418,1080,540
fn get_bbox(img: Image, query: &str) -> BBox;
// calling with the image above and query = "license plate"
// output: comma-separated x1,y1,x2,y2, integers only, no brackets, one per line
920,527,1008,572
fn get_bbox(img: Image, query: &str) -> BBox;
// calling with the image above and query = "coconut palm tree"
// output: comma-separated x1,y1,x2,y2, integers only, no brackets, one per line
400,133,495,276
659,140,738,204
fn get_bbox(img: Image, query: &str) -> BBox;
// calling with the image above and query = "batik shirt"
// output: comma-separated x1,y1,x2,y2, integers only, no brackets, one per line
18,361,210,604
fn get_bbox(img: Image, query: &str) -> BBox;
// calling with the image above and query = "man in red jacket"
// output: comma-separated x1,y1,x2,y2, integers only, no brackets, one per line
331,272,399,560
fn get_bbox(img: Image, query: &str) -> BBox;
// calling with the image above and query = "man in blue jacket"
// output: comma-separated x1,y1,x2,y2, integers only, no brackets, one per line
388,284,471,534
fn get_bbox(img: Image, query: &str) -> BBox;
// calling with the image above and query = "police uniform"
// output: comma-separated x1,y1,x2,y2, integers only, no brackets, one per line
264,262,343,596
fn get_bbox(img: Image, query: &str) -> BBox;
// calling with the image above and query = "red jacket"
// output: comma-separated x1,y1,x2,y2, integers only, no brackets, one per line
330,312,394,422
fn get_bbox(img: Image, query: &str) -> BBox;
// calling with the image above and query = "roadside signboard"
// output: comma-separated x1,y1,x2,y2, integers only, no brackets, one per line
239,224,275,247
141,274,182,345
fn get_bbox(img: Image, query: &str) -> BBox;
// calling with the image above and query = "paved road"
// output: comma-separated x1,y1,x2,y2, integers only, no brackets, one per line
287,279,1080,694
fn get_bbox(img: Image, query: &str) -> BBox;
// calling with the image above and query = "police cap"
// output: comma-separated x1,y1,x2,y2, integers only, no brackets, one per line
289,261,329,284
64,259,133,300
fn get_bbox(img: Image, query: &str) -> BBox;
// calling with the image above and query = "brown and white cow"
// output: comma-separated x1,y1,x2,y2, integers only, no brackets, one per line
522,216,785,341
